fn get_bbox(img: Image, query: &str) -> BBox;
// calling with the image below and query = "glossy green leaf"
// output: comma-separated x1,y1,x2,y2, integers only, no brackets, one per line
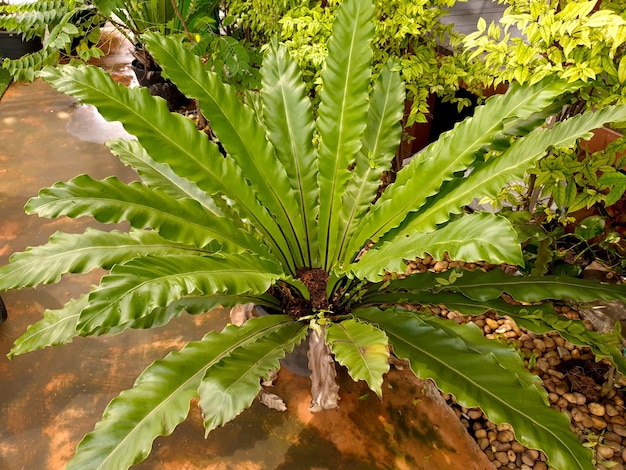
442,267,626,303
338,63,404,264
316,0,374,269
260,39,319,267
351,212,522,281
326,318,389,396
142,32,304,269
401,104,626,235
358,287,626,374
66,315,303,470
199,315,308,433
355,307,593,470
39,64,292,271
0,228,198,291
26,175,264,255
346,77,579,256
77,253,283,333
8,295,87,358
107,139,225,216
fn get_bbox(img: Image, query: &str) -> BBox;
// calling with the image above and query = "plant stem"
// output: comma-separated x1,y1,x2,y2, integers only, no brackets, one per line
170,0,194,43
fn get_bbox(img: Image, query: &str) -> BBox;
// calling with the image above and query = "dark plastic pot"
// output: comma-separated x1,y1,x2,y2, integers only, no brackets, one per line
131,58,189,111
0,29,42,59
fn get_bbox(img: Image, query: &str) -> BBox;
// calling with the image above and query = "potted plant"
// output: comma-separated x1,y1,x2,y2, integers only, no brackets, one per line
92,0,258,108
0,0,106,81
2,0,626,468
0,0,44,60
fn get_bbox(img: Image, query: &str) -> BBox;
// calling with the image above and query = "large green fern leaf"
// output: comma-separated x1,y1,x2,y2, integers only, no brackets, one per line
0,228,198,290
8,294,87,358
76,253,282,333
346,78,579,257
316,0,374,269
338,63,404,264
355,307,594,470
351,212,522,281
65,315,304,470
358,289,626,375
260,39,320,267
199,315,308,433
400,104,626,235
141,32,306,269
107,139,225,216
26,175,264,255
436,267,626,303
39,65,292,271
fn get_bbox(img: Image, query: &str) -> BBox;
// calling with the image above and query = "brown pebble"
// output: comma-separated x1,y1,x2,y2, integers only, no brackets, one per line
588,402,605,417
606,403,621,417
433,260,448,271
533,338,546,352
603,431,621,443
495,451,509,465
597,444,614,460
555,382,569,395
522,449,539,466
497,430,515,443
477,437,490,450
511,442,525,453
570,407,586,422
610,412,625,425
485,318,500,330
563,392,578,404
547,369,564,380
591,415,607,430
547,356,560,367
495,442,511,452
507,449,516,462
612,423,626,437
556,397,569,410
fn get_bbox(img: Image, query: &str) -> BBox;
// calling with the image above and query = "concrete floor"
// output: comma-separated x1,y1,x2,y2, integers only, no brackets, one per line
0,30,494,470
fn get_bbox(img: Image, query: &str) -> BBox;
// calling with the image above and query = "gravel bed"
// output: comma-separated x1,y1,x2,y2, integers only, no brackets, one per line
403,256,626,470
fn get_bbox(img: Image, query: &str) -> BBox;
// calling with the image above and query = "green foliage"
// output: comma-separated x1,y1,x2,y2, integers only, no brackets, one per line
0,0,106,81
2,0,626,468
465,0,626,272
93,0,260,89
224,0,469,125
464,0,626,109
488,135,626,226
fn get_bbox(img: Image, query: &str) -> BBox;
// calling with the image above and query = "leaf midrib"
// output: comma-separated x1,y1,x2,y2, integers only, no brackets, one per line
94,319,292,470
386,325,586,469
